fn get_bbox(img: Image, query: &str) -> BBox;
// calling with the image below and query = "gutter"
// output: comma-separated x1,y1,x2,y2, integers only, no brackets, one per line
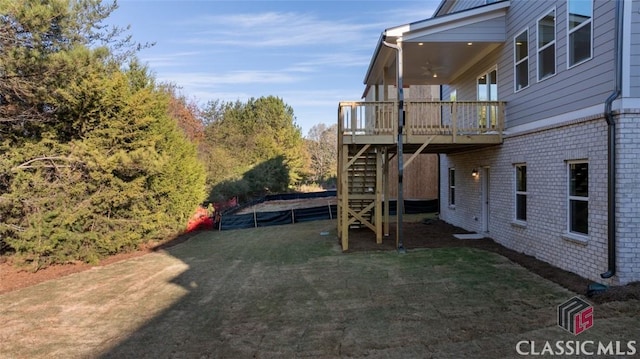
363,33,386,87
381,36,406,253
601,0,623,279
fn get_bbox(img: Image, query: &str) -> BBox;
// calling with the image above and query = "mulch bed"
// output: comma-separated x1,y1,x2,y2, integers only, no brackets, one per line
344,219,640,304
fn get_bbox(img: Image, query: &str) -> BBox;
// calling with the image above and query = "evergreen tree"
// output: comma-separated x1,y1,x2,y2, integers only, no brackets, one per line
0,1,205,269
202,96,308,201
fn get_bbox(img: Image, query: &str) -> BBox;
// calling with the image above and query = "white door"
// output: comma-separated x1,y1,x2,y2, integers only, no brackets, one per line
477,67,498,128
481,167,490,232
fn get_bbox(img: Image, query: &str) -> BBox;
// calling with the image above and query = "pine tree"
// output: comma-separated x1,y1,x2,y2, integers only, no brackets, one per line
0,1,205,269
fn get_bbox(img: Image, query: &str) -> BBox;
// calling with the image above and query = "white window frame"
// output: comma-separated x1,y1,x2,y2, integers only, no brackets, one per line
537,8,556,82
477,66,498,128
477,66,498,101
448,168,456,207
567,160,588,237
514,164,527,223
567,0,593,68
514,28,529,93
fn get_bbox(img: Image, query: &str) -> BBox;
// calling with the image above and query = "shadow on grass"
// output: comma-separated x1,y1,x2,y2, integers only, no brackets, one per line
97,219,640,358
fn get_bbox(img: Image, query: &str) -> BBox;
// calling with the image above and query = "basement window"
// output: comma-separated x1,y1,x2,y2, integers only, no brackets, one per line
515,164,527,222
449,168,456,207
568,161,588,236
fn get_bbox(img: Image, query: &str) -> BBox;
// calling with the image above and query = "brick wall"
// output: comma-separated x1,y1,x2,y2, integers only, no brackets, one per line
439,115,639,285
616,113,640,284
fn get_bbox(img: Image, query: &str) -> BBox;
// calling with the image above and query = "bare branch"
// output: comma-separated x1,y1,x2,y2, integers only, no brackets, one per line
11,156,76,172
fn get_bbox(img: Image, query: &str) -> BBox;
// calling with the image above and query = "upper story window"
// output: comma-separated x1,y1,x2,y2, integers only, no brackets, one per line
568,0,593,67
537,9,556,81
514,29,529,92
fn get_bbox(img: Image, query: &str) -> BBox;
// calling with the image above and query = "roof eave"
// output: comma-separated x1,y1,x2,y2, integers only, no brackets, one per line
362,0,510,86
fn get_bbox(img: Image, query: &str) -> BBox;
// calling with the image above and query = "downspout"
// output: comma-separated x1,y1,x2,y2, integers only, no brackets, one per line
437,86,443,214
381,36,406,252
601,0,623,279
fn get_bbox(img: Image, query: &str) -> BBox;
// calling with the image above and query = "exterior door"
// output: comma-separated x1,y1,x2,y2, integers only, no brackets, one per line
481,167,490,232
477,67,498,129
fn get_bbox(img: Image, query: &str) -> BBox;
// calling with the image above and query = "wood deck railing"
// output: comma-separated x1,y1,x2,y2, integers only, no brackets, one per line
338,101,505,143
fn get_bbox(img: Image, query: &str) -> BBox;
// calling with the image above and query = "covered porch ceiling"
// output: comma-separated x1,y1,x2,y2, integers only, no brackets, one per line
363,1,510,89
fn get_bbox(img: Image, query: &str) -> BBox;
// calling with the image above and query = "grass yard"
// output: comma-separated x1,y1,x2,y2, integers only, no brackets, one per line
1,220,639,358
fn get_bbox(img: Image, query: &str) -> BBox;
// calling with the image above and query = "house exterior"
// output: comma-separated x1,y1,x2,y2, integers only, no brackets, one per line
338,0,640,286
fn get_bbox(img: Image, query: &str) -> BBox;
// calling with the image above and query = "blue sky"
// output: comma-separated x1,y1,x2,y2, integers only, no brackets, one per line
106,0,441,136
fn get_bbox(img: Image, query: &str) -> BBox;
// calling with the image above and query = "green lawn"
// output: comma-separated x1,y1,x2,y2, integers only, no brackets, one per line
1,220,638,358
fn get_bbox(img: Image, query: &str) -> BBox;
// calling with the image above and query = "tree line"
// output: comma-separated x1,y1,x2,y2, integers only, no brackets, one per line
0,0,337,270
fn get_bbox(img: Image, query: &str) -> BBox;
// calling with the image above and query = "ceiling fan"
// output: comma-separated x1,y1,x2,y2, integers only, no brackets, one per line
420,61,445,78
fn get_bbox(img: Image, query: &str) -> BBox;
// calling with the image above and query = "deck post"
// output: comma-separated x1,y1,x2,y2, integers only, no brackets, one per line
337,105,343,241
383,147,390,237
381,38,405,252
351,106,357,142
340,144,350,251
452,102,457,143
337,99,505,250
375,147,383,244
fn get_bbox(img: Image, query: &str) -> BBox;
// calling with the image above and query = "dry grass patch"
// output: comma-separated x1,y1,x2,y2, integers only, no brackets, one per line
1,220,638,358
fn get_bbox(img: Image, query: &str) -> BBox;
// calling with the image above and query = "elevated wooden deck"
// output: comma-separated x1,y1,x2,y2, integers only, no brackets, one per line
338,101,505,152
336,100,505,251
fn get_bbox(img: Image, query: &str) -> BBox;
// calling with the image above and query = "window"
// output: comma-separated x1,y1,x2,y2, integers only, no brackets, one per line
537,9,556,80
515,164,527,222
514,29,529,92
449,168,455,206
477,68,498,128
568,161,588,236
568,0,593,67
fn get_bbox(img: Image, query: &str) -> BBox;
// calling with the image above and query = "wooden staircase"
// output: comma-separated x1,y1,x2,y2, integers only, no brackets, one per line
337,143,387,250
337,100,505,251
347,146,377,228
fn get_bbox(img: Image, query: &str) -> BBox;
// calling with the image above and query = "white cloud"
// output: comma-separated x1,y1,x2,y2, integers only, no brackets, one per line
140,51,204,68
294,53,371,69
181,11,383,48
156,70,302,88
